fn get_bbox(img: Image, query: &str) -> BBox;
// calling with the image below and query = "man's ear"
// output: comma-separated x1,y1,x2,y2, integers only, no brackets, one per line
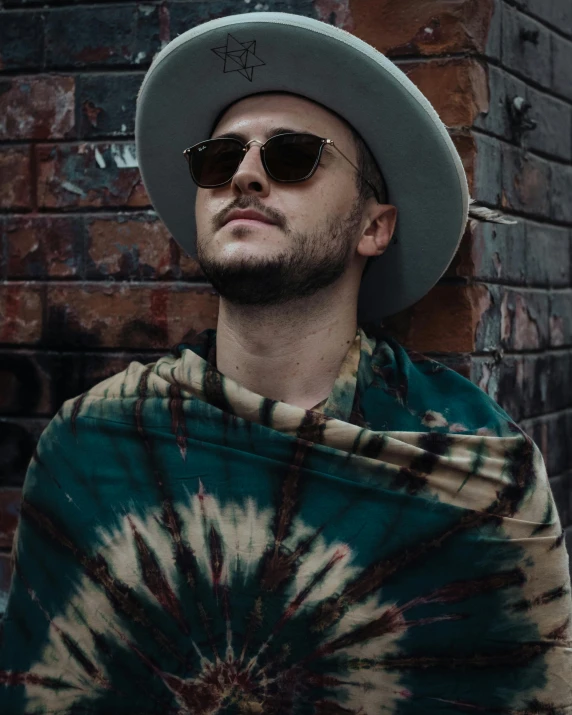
357,204,397,258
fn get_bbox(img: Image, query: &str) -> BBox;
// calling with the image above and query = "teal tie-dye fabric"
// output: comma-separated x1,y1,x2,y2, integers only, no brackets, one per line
1,327,571,714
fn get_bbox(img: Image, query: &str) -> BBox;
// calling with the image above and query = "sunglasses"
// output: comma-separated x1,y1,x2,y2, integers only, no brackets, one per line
183,132,381,201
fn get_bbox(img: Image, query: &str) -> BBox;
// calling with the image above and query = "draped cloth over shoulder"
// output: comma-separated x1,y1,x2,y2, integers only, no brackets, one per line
0,328,571,714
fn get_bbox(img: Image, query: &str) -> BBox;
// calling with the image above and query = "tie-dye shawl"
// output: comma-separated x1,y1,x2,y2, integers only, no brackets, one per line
1,327,571,714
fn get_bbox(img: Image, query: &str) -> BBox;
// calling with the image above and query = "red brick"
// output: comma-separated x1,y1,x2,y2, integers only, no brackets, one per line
0,146,32,209
5,216,83,279
400,58,488,128
550,292,572,347
45,283,218,350
36,142,150,209
0,284,43,345
0,489,21,550
351,0,496,57
85,215,203,280
384,284,491,353
0,76,75,141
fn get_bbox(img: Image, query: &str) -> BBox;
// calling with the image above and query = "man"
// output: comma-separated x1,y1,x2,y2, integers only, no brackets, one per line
1,12,570,715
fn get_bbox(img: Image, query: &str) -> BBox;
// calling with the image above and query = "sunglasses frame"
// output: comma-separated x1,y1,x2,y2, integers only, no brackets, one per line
183,132,381,202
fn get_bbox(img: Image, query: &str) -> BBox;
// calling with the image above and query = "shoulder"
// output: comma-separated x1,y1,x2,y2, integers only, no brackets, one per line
360,330,516,436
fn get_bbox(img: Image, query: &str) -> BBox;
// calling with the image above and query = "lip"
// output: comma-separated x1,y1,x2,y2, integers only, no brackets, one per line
223,209,276,226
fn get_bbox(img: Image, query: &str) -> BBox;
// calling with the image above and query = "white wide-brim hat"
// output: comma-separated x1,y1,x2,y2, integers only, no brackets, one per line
135,12,469,322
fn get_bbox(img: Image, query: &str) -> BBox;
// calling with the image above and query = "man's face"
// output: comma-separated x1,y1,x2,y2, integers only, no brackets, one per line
195,93,368,306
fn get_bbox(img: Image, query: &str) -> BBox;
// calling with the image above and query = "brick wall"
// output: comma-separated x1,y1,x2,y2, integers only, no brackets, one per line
0,0,571,609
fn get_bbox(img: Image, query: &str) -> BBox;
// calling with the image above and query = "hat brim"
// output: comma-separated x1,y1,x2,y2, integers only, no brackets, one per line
135,12,469,321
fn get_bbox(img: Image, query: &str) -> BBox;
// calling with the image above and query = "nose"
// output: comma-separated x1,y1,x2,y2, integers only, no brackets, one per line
230,141,271,198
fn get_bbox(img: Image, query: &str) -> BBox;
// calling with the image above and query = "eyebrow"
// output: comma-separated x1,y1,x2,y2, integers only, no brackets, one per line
212,126,313,141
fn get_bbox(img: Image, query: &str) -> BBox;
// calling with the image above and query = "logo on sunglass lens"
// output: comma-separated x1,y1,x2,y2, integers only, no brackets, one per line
212,34,265,82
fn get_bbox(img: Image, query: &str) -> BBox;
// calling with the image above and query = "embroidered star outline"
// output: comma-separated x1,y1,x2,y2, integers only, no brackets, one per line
211,34,266,82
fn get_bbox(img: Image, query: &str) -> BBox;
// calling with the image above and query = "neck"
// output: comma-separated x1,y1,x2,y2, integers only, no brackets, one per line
215,277,359,410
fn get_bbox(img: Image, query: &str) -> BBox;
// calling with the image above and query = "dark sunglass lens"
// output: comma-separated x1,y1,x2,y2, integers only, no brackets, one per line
189,139,243,186
264,134,323,181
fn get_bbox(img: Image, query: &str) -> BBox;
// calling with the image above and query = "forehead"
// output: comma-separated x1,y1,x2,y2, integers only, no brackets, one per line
212,93,354,145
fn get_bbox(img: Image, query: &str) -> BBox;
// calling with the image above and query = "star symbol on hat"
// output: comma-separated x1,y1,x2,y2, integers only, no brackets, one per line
212,34,266,82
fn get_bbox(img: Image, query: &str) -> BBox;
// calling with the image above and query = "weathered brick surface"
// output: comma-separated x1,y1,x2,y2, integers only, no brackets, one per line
0,76,75,141
0,284,43,345
521,411,572,478
549,291,572,347
0,489,21,550
0,11,44,72
514,0,572,36
85,214,203,280
550,164,572,224
0,146,32,210
552,34,572,103
78,73,143,138
501,143,551,216
44,283,218,350
0,418,49,488
44,5,163,69
4,215,84,279
36,142,149,209
386,284,492,353
400,59,488,128
0,351,56,416
350,0,497,57
501,4,552,89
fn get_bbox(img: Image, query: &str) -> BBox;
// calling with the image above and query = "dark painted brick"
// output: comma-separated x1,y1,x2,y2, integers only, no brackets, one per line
550,291,572,347
0,418,49,487
501,288,550,350
552,34,572,102
0,146,32,210
525,87,572,161
501,144,551,217
0,11,44,72
550,164,572,224
169,0,316,38
36,142,149,209
78,73,143,138
521,412,571,478
85,213,202,280
0,489,21,549
0,351,57,416
4,215,84,279
473,133,502,205
485,0,502,60
516,0,572,37
525,222,570,287
45,4,163,68
472,350,572,423
550,472,572,526
501,4,552,89
0,75,75,141
466,218,526,284
473,65,527,141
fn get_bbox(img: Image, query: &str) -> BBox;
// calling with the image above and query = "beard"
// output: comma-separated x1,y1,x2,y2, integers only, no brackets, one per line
196,200,364,307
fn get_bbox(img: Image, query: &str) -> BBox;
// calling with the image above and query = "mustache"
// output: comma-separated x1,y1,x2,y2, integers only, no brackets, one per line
212,197,288,232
